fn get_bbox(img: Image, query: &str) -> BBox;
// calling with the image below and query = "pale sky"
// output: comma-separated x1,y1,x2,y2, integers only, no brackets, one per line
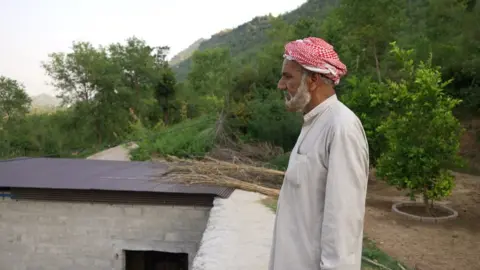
0,0,307,96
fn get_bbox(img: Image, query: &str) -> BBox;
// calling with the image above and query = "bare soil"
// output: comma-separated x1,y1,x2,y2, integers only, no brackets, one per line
365,172,480,270
396,204,452,218
458,118,480,175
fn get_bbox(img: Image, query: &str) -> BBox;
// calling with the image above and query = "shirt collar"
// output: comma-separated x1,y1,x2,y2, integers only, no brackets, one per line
303,94,338,123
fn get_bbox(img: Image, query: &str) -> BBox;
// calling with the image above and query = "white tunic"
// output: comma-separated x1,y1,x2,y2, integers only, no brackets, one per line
269,95,369,270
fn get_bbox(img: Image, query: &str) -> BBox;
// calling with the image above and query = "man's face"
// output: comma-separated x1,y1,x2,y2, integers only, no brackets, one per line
277,59,311,112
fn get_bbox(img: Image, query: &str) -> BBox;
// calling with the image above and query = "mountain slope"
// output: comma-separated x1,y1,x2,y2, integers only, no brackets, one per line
169,38,206,66
170,0,339,80
31,93,60,108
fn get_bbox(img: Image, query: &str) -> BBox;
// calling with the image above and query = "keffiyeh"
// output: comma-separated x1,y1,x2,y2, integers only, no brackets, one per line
284,37,347,85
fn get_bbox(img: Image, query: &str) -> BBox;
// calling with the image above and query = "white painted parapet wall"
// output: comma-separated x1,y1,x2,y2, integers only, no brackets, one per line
192,190,276,270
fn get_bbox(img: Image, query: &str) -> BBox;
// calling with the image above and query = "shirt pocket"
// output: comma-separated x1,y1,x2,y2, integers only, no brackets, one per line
284,153,309,188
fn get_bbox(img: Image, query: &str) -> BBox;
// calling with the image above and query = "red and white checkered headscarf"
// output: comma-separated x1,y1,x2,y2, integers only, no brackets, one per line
284,37,347,85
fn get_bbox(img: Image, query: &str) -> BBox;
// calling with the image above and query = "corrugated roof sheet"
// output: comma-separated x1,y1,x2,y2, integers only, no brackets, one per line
0,157,234,198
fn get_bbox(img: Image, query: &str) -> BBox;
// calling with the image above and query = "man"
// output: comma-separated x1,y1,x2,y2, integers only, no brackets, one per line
269,37,369,270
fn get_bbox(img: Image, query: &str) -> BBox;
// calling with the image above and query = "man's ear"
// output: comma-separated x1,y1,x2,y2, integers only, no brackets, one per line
308,73,320,91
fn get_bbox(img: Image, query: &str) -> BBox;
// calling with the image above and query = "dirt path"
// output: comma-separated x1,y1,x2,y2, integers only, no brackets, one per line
86,142,137,161
365,173,480,270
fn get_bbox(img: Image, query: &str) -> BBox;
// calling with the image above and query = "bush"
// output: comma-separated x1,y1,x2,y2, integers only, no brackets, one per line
241,88,302,151
376,42,464,212
130,114,217,160
268,152,290,171
0,109,104,159
340,76,391,166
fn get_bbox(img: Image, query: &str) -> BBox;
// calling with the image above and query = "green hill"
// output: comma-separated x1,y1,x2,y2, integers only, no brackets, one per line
169,38,206,67
170,0,339,81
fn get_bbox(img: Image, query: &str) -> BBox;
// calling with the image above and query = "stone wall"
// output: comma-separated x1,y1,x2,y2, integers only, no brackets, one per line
0,197,210,270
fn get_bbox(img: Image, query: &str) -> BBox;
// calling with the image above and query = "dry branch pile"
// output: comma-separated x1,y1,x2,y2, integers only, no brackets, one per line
158,155,285,197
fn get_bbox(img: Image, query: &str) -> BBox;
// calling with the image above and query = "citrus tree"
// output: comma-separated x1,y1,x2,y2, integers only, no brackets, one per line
376,42,464,214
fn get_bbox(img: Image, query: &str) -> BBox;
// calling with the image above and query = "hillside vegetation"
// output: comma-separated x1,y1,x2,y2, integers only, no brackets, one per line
169,38,205,67
171,0,339,80
135,0,479,207
0,0,478,165
0,38,176,158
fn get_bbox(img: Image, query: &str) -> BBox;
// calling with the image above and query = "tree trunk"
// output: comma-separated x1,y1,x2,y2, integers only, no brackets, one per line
423,193,432,216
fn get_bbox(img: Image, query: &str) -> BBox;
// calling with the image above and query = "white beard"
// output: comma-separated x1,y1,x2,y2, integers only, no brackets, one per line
285,76,311,112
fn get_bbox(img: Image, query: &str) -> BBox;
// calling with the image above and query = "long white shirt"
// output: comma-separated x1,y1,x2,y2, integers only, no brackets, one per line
269,94,369,270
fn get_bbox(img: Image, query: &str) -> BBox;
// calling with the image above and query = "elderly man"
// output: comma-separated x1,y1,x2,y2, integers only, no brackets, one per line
268,37,369,270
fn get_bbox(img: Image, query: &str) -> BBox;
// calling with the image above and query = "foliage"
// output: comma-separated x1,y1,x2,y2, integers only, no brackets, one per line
340,76,390,166
171,0,340,81
0,108,112,159
268,153,291,171
129,114,217,161
0,76,31,120
143,0,478,165
41,37,175,144
183,48,234,115
330,0,408,81
1,37,177,159
241,89,302,150
375,43,464,207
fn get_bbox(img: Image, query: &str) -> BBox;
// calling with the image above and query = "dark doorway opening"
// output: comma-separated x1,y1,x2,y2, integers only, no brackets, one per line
125,250,188,270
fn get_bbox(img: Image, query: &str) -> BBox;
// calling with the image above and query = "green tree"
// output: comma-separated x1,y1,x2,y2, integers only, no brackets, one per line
331,0,408,81
42,37,172,144
42,42,103,106
107,38,170,124
185,48,234,114
0,76,32,158
0,76,31,120
155,68,177,125
376,43,464,214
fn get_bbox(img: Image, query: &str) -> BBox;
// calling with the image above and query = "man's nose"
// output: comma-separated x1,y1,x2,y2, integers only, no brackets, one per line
277,79,286,90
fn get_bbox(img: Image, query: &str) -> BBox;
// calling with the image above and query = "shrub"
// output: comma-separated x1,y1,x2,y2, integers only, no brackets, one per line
340,76,391,166
376,42,464,213
241,88,302,151
268,152,290,171
130,114,217,160
0,109,103,159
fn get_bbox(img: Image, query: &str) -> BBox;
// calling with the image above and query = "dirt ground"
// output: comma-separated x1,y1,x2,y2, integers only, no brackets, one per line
365,172,480,270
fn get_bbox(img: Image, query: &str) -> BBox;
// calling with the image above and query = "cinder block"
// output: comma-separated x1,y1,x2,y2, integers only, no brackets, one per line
93,259,112,268
123,206,143,216
104,206,124,216
73,257,92,267
164,231,203,242
185,208,210,220
7,201,28,211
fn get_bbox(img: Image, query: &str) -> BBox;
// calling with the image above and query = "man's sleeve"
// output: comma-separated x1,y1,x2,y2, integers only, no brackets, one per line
319,124,369,270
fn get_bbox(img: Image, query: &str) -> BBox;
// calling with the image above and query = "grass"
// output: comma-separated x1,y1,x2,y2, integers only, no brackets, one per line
261,197,410,270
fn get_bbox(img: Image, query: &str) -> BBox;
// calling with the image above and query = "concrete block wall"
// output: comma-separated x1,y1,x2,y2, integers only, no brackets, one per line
0,198,211,270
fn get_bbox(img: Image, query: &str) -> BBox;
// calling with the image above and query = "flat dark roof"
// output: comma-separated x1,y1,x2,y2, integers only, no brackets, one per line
0,157,234,198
